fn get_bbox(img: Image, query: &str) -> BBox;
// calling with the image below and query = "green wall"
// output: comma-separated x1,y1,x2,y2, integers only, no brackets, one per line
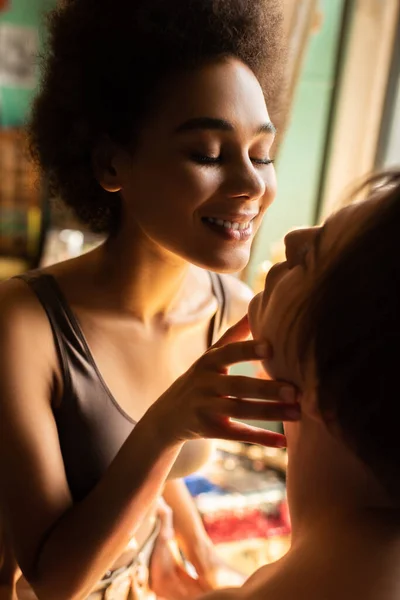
0,0,55,126
247,0,346,287
384,75,400,168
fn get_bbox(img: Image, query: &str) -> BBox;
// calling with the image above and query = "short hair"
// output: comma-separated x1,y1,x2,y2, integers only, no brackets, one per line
298,171,400,503
28,0,285,233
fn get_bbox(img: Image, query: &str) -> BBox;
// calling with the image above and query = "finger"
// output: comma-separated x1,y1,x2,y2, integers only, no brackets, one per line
219,398,301,422
215,374,297,403
221,420,287,447
212,314,250,348
162,575,193,600
196,574,215,592
173,565,206,595
201,339,271,370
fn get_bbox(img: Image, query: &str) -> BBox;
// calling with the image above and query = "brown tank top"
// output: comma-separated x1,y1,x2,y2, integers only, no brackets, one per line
16,271,229,503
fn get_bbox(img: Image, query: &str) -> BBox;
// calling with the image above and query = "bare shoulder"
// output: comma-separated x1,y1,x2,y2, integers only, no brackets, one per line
0,278,72,578
200,587,246,600
0,277,43,319
219,274,254,326
200,564,283,600
0,277,46,332
0,277,57,384
200,584,282,600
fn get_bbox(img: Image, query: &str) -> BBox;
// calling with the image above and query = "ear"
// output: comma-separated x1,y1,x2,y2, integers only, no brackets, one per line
92,137,126,193
300,386,325,424
301,384,337,433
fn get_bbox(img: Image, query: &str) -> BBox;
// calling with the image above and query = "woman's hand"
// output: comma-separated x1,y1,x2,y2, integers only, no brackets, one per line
162,480,244,594
146,315,299,448
180,534,246,591
150,502,244,599
150,499,207,600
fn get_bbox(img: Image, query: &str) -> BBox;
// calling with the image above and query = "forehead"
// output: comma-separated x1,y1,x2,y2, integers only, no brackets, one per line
149,58,269,131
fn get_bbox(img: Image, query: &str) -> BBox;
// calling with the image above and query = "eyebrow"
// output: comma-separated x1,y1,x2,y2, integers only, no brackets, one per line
174,117,276,136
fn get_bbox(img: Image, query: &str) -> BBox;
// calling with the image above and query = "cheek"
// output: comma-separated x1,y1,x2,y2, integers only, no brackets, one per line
263,169,277,209
174,165,222,202
124,166,221,229
257,278,305,381
248,292,282,378
141,163,222,214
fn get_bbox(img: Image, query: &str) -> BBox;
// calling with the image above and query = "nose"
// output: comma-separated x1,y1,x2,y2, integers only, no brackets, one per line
225,157,268,201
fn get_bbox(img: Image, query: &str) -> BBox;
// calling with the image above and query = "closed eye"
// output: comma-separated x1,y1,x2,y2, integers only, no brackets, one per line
252,158,275,166
190,153,220,164
190,154,275,166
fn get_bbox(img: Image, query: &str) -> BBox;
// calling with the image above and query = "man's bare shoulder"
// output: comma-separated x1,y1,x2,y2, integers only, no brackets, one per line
200,587,244,600
200,562,292,600
200,585,288,600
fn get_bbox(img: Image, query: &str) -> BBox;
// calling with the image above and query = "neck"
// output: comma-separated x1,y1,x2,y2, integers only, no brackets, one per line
90,222,192,324
285,420,393,546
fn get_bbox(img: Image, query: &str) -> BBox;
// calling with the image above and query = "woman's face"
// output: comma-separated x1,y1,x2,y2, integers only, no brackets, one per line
116,57,276,272
248,197,380,387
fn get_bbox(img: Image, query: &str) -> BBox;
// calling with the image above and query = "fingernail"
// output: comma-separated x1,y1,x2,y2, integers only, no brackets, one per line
280,386,296,403
254,343,271,358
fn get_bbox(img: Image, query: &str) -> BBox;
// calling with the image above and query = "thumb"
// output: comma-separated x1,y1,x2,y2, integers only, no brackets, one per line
174,564,206,593
212,314,250,349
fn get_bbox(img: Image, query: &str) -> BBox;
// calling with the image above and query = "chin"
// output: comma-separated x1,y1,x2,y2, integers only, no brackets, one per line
248,292,263,336
189,247,252,274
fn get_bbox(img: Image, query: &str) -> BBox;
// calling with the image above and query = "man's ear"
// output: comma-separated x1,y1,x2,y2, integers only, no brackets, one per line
301,384,337,431
92,137,127,192
300,386,324,424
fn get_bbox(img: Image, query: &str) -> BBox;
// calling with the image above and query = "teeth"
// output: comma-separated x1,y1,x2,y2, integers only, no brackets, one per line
206,217,252,230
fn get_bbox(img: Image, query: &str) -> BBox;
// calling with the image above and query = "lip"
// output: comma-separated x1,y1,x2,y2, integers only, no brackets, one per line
202,213,258,223
202,218,254,242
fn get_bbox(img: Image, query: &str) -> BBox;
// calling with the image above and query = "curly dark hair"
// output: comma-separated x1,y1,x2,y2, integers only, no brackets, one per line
297,171,400,504
28,0,285,232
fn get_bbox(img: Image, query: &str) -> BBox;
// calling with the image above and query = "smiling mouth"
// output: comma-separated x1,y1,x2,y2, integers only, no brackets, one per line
201,216,257,242
206,217,253,230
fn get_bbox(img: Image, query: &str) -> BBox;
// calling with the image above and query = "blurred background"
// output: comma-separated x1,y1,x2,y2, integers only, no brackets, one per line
1,0,399,576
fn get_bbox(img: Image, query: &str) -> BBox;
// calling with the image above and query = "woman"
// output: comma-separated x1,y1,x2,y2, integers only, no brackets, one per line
0,1,300,599
203,171,400,600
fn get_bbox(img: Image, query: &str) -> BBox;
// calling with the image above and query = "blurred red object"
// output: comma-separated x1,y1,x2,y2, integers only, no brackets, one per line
203,503,291,544
0,0,9,10
280,499,291,531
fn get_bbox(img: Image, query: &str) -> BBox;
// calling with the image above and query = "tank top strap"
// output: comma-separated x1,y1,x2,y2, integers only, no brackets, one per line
15,271,88,396
17,269,229,361
208,271,230,346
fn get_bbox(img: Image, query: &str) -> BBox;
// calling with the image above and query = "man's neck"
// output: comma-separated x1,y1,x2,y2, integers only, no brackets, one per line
285,418,391,542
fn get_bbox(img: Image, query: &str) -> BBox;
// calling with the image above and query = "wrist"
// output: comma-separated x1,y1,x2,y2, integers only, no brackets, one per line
178,526,213,557
138,403,184,453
